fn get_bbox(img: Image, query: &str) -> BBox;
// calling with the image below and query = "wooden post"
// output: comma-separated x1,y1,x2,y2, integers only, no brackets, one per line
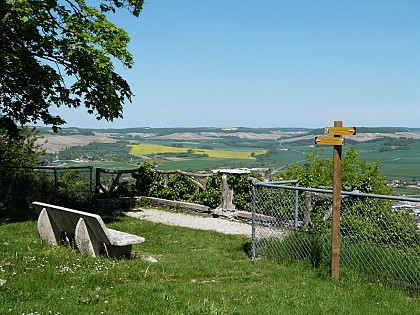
331,120,342,278
302,192,313,231
53,168,58,205
95,168,102,196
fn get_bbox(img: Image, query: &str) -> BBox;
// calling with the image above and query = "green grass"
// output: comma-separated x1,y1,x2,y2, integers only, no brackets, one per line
0,209,419,314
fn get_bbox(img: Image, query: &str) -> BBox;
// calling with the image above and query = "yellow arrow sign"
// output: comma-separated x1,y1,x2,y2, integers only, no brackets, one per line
315,136,344,146
324,127,356,135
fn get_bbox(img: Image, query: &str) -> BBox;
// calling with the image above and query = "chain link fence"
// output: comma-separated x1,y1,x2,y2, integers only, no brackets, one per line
0,165,93,209
251,181,420,290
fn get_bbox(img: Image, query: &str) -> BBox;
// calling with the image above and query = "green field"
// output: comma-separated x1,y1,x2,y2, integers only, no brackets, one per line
353,142,420,180
0,208,418,314
157,158,254,172
394,185,420,197
129,143,266,160
61,161,140,170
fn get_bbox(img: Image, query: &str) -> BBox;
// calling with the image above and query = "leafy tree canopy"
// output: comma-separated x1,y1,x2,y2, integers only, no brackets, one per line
0,0,143,137
275,147,392,195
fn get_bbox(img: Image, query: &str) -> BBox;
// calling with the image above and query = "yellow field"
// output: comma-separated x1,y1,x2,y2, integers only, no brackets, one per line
128,144,266,160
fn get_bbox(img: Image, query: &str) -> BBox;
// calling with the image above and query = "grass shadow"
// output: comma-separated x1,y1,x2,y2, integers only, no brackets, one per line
242,241,252,258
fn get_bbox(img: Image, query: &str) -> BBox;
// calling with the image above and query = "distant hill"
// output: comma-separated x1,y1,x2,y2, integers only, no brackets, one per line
308,127,410,135
37,126,310,136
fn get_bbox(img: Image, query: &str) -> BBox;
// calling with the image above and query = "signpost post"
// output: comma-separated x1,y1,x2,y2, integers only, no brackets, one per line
315,120,356,279
331,121,342,279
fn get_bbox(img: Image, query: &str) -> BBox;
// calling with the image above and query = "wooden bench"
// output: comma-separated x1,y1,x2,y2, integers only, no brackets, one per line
31,201,145,258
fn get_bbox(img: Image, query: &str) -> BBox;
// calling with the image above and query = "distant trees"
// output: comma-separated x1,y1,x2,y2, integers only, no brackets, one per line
57,141,133,162
275,147,392,195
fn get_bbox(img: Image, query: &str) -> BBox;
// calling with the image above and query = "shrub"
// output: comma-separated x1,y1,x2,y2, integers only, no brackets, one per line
57,169,93,210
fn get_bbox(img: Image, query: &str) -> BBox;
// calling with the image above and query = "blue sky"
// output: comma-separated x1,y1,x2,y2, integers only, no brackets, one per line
54,0,420,129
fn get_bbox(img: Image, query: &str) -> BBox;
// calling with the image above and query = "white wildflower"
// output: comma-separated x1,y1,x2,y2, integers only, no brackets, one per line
61,266,70,272
143,256,158,263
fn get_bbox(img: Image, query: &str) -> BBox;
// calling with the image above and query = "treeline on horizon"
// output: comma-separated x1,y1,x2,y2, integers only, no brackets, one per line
35,126,419,136
308,127,413,135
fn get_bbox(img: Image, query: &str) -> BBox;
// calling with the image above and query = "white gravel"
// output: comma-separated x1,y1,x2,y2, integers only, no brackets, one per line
125,209,252,236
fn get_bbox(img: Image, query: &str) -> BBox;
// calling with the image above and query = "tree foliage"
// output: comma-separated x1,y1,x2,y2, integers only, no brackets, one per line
276,147,392,195
0,126,45,165
0,0,143,136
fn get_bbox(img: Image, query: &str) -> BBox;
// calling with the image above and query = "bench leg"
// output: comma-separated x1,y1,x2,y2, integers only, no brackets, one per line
75,218,102,257
37,208,61,245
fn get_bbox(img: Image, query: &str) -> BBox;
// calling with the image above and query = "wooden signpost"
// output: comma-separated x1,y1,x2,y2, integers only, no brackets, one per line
315,136,344,146
315,121,356,279
324,127,356,136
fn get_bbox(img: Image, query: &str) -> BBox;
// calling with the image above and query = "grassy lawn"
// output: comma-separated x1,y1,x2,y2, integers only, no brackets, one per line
0,209,418,314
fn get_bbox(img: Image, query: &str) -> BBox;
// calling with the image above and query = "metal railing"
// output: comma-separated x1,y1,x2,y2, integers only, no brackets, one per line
251,181,420,290
0,165,93,208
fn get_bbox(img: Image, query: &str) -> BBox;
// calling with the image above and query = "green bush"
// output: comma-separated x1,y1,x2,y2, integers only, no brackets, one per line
57,169,93,211
0,169,55,206
195,173,222,208
131,162,155,196
131,165,263,210
150,173,197,201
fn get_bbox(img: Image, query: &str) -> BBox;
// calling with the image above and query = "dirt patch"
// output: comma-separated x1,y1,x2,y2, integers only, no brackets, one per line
155,132,217,140
39,132,116,153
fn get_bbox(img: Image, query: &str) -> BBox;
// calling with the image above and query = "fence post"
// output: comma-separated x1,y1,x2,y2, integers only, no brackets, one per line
95,168,102,196
89,166,93,199
251,183,257,261
294,181,299,230
331,120,343,279
53,167,58,205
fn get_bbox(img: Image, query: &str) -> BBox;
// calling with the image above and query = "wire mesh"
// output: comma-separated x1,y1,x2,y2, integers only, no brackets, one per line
252,182,420,290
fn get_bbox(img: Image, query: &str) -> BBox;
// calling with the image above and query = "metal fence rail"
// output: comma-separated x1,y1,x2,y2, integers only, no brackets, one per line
0,165,93,208
251,181,420,290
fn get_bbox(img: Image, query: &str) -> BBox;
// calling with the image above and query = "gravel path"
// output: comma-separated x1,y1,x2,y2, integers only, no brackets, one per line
125,209,252,236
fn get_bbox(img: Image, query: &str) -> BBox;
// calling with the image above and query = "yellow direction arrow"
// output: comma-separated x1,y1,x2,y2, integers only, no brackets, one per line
315,136,344,146
324,127,356,136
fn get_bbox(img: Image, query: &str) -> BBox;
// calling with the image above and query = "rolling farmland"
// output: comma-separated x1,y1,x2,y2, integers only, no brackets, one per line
37,126,420,180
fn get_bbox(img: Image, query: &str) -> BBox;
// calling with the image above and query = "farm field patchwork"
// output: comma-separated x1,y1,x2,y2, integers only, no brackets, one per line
37,127,420,181
129,143,266,160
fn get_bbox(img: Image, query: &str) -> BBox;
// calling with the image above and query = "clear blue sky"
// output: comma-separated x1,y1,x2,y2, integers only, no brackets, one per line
54,0,420,129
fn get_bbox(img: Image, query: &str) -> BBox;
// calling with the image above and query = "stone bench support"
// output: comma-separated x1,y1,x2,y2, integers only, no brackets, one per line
32,201,145,258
